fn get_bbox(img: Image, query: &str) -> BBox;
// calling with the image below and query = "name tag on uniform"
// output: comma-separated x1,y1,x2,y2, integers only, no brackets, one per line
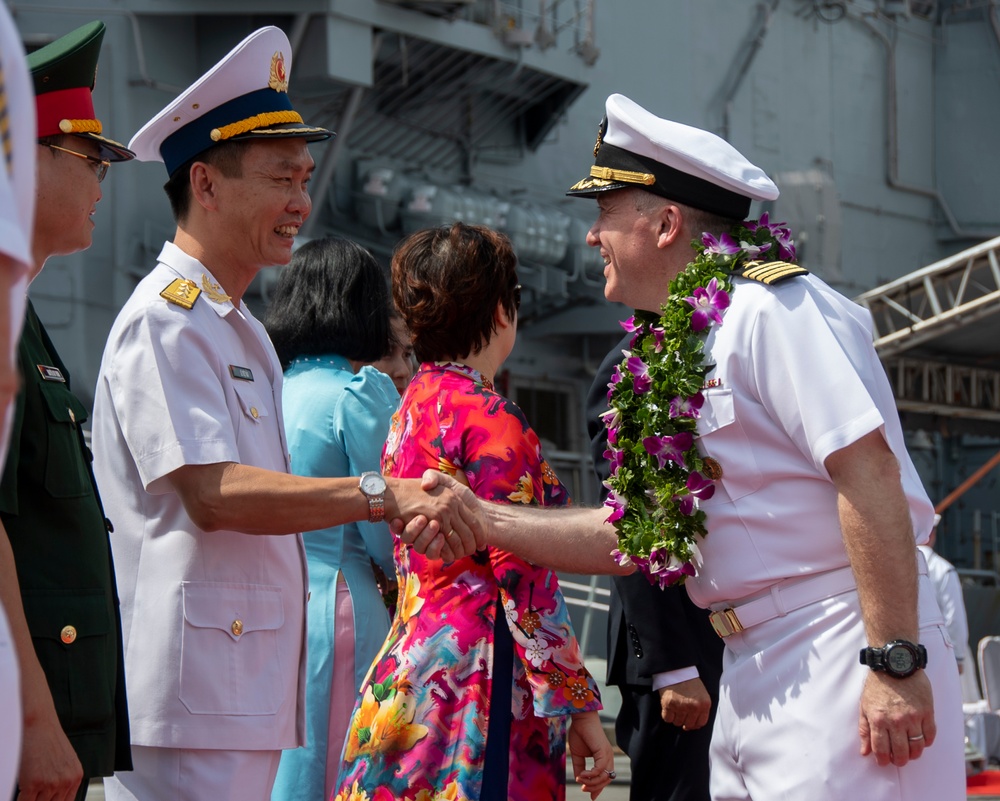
229,365,254,382
37,364,66,383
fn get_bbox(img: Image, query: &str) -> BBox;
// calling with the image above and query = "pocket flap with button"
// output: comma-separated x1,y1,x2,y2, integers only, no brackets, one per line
23,589,110,642
181,582,284,642
23,589,115,731
233,383,268,423
38,381,89,427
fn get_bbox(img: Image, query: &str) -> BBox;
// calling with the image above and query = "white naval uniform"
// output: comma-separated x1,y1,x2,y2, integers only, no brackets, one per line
687,273,964,800
93,242,307,800
0,1,34,381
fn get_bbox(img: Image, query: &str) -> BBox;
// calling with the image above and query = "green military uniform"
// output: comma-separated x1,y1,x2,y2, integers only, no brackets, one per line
0,21,134,798
0,303,131,785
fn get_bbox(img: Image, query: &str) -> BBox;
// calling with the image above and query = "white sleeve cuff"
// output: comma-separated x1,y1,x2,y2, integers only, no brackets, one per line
652,666,700,691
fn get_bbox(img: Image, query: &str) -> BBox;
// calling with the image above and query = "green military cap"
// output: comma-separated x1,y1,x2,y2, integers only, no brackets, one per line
28,21,134,162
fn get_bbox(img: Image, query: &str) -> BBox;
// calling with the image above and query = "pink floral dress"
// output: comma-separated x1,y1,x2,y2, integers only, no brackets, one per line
332,362,602,801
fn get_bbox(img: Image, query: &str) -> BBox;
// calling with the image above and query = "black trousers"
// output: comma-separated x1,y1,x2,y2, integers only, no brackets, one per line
614,686,715,801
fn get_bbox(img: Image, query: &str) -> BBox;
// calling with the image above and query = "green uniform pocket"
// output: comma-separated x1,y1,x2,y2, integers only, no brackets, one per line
23,588,115,734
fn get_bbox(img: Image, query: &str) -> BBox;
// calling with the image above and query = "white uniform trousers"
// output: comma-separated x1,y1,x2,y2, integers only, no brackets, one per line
104,745,282,801
709,575,965,801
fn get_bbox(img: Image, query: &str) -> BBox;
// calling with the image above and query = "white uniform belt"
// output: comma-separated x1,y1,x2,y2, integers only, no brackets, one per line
708,558,929,639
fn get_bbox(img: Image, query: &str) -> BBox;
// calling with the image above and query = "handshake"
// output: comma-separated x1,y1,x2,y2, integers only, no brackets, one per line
385,469,631,577
387,470,487,562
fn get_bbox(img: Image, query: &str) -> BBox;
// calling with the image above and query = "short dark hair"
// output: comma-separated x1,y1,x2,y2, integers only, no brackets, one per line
264,237,392,369
163,140,252,222
392,222,518,363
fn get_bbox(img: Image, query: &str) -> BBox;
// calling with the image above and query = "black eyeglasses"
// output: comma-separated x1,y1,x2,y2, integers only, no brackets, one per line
44,143,110,183
513,284,522,311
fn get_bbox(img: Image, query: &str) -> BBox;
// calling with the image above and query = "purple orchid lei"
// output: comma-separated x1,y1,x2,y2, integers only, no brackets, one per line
602,214,797,588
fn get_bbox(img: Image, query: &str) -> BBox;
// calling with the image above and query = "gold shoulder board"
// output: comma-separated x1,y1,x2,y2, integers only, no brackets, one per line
732,261,809,285
160,278,201,310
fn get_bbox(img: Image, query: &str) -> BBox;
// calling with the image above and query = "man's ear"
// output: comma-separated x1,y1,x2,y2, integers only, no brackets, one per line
189,162,220,212
655,203,685,250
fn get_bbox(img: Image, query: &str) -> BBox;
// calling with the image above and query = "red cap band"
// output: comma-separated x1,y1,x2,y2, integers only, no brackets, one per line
35,87,96,137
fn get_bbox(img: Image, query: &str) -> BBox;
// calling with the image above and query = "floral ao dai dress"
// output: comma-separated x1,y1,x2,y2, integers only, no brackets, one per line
332,362,602,801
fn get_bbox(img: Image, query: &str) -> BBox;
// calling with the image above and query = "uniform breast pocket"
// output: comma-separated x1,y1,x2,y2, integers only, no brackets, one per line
696,389,763,501
37,382,91,498
232,383,269,426
179,582,285,716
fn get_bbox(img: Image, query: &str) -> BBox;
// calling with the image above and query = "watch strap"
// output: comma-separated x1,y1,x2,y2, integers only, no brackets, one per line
859,640,927,678
368,495,385,524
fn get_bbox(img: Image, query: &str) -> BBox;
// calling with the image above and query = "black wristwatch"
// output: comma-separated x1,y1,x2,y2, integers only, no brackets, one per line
859,640,928,679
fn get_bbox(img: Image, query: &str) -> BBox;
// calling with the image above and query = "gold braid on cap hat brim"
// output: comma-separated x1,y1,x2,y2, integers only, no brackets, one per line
59,118,102,134
210,110,304,142
590,165,655,186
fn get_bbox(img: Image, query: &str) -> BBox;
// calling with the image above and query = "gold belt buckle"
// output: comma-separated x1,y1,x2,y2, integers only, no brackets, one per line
709,608,744,638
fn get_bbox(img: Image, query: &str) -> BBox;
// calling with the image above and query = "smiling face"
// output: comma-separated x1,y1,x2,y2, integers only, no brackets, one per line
585,188,684,312
32,136,105,271
212,138,315,271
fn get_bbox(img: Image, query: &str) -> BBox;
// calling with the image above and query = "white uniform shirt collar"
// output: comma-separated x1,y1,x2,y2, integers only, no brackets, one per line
156,240,237,317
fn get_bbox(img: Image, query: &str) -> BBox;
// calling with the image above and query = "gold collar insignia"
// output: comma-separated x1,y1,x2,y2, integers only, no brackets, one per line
200,274,232,304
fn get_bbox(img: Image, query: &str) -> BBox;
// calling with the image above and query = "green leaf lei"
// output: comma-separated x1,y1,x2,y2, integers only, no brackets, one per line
601,214,797,588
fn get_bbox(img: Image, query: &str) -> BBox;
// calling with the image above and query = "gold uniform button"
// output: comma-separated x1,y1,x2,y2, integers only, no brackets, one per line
702,457,724,480
231,619,244,637
250,407,259,419
68,407,76,423
60,625,77,644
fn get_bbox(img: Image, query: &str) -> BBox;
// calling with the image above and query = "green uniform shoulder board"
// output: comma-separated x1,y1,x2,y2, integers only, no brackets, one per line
731,260,809,285
160,278,201,309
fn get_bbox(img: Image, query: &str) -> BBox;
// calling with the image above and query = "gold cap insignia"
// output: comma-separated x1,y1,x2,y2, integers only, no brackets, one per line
590,165,655,186
269,51,289,93
568,176,617,192
593,115,607,158
160,278,201,310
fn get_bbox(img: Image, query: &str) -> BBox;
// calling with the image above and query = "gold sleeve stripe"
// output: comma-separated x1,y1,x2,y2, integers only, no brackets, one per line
210,111,304,142
590,165,656,186
58,118,102,134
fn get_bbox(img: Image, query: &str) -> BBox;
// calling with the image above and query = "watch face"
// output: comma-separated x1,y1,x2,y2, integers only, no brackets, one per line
886,644,916,674
361,473,386,495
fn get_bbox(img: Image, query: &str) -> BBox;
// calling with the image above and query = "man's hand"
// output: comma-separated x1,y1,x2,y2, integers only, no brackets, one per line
17,709,84,801
858,670,936,767
388,471,487,561
658,677,711,731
